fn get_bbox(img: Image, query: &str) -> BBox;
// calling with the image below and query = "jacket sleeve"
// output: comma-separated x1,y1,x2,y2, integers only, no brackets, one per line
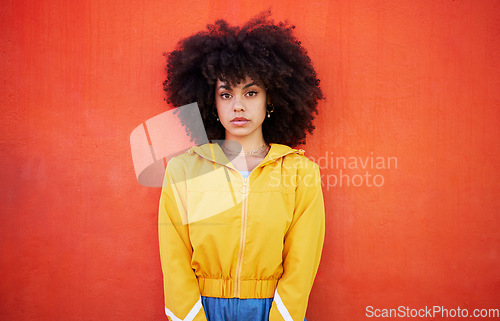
158,158,208,321
269,161,325,321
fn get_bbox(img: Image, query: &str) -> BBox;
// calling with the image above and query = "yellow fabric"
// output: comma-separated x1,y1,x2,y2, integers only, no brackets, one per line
159,143,325,321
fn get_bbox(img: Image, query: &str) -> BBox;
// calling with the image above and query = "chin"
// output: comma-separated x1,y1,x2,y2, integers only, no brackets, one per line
226,129,256,138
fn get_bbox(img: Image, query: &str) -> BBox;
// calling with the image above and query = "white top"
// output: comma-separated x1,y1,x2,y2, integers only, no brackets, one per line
239,170,251,179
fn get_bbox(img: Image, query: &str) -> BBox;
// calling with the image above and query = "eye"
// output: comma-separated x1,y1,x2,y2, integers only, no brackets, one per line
220,93,232,99
246,91,258,97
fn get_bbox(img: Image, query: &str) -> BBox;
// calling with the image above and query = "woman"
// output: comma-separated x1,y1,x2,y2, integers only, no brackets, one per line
159,11,325,321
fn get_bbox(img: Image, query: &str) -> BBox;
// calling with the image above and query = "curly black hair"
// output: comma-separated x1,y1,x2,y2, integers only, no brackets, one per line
163,10,324,147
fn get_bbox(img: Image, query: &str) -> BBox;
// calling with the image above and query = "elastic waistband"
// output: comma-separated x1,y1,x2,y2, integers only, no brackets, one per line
198,277,278,299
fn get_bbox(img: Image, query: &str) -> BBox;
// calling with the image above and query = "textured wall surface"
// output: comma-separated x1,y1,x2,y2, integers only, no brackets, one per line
1,0,499,320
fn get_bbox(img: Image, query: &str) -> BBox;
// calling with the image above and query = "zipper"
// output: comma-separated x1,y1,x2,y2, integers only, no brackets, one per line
234,175,249,297
188,144,302,297
231,150,301,297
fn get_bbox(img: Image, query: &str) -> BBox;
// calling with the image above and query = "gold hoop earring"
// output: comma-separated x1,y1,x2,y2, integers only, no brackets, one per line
211,106,219,122
266,104,274,118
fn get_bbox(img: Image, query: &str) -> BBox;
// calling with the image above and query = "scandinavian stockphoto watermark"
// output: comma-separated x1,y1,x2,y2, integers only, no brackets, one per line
365,305,500,319
266,150,398,190
308,151,398,190
130,103,399,222
130,102,398,190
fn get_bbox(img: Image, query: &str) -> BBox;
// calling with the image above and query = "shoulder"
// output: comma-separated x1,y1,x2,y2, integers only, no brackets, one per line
166,142,218,175
278,145,321,173
167,142,211,163
165,147,197,172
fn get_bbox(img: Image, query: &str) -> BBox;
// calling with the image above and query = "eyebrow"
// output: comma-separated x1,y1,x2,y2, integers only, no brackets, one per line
217,82,260,91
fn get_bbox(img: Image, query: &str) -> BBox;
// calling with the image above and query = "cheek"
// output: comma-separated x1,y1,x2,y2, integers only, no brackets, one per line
258,106,267,119
215,102,232,124
257,99,268,118
215,100,226,115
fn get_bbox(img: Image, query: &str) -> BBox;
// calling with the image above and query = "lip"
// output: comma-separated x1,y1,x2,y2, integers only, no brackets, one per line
230,117,250,126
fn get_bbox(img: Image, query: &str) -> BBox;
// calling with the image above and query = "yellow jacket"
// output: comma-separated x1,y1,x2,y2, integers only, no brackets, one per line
159,143,325,321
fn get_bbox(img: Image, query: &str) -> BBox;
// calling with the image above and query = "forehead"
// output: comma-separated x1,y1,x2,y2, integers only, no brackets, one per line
216,76,263,88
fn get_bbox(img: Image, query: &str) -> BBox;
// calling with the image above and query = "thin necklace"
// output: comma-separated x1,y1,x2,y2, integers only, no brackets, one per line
221,143,269,156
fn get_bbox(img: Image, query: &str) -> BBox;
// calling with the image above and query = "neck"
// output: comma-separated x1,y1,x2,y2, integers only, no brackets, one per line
223,132,267,154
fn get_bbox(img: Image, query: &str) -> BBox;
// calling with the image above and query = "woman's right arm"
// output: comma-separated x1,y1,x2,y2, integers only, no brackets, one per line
159,158,208,321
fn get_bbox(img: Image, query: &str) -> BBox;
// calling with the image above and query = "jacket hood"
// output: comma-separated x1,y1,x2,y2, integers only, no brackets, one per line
188,143,305,170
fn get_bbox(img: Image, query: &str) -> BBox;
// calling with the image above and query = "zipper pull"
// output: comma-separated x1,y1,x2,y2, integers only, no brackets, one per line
240,177,248,194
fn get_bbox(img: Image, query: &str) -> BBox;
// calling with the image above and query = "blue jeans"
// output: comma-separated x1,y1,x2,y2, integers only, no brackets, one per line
201,296,307,321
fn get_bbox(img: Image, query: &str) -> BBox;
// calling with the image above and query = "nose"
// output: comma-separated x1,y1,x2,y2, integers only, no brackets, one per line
233,98,245,112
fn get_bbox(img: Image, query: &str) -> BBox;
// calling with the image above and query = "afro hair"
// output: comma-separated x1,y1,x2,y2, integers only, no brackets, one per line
163,10,324,147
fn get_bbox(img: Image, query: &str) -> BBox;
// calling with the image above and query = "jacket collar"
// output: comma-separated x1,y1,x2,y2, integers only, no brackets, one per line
190,142,304,170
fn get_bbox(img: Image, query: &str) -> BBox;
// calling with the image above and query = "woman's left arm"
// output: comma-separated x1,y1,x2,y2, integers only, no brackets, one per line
269,160,326,321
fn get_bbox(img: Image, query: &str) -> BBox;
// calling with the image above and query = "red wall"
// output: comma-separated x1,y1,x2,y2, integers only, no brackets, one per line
1,1,499,320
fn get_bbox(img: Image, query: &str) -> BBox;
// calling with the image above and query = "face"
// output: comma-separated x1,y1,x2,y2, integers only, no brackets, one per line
215,76,268,142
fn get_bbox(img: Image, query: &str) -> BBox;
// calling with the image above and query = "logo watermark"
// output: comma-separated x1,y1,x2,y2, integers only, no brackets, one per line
131,103,400,223
365,305,500,318
308,152,398,190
